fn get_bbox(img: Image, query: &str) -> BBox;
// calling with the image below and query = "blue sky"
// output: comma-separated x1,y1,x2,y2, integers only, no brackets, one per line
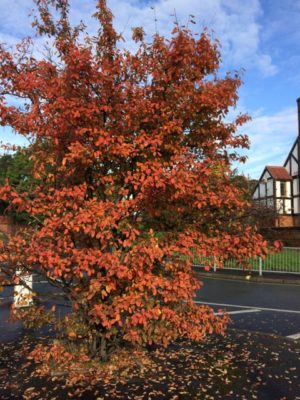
0,0,300,179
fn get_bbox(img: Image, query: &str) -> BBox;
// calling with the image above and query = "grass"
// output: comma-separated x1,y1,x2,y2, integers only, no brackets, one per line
193,248,300,274
260,249,300,272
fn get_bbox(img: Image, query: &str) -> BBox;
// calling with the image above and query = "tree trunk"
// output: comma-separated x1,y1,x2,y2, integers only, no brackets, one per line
89,334,99,358
100,334,107,362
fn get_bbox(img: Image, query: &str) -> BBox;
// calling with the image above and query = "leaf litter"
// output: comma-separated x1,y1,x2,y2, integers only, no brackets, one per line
0,329,299,399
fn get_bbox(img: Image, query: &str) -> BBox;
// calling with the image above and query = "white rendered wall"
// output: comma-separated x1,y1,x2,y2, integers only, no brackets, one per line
285,199,292,214
292,143,298,158
276,181,281,196
267,179,273,195
286,181,291,197
260,182,266,197
276,199,284,214
293,178,299,195
294,198,300,214
291,158,298,175
267,198,274,208
262,171,270,180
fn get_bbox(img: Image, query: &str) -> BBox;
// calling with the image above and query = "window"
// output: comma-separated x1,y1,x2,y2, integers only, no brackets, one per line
280,182,286,197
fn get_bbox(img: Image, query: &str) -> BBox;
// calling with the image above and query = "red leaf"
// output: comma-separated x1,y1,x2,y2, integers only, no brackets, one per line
273,240,283,250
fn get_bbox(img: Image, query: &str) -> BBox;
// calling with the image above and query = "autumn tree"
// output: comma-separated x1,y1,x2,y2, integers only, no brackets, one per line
229,173,257,201
229,173,278,229
0,0,268,366
0,148,34,221
0,149,33,190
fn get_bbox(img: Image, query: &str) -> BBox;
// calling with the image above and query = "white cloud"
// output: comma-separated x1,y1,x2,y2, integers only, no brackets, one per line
0,0,277,77
239,107,298,178
0,0,34,38
0,0,283,161
107,0,278,76
253,54,278,77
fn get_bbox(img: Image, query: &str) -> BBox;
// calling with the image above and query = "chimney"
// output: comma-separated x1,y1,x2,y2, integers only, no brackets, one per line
297,98,300,136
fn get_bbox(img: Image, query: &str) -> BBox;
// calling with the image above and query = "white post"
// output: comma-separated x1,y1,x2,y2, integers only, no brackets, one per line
14,270,33,308
259,257,263,276
213,257,217,272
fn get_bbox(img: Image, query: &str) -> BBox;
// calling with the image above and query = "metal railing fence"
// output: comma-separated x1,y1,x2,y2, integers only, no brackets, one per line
192,247,300,275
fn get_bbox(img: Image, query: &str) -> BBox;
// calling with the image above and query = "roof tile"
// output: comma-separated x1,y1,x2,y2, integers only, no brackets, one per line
266,166,292,181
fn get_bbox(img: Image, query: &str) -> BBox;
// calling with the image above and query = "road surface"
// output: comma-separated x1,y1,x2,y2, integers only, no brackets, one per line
1,276,299,341
196,276,300,339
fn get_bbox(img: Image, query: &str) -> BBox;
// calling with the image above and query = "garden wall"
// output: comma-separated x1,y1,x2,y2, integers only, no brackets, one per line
260,226,300,247
0,216,18,236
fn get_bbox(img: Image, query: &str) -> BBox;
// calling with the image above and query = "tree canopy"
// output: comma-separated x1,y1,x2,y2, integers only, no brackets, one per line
0,148,34,218
0,0,268,370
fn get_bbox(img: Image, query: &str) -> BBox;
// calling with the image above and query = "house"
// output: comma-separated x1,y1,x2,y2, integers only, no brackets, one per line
252,98,300,227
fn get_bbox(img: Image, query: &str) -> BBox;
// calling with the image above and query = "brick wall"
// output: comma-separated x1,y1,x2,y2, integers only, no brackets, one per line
275,215,294,227
260,226,300,247
0,216,17,236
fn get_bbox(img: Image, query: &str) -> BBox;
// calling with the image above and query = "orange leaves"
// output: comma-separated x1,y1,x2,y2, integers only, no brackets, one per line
273,240,283,251
68,331,77,339
0,0,271,364
0,181,27,212
132,27,145,43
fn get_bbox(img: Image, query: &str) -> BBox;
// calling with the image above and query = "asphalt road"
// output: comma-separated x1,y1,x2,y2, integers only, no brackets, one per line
0,281,68,342
1,276,300,341
196,276,300,338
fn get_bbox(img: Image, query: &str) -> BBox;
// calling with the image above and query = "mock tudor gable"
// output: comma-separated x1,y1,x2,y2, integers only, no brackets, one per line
252,98,300,226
